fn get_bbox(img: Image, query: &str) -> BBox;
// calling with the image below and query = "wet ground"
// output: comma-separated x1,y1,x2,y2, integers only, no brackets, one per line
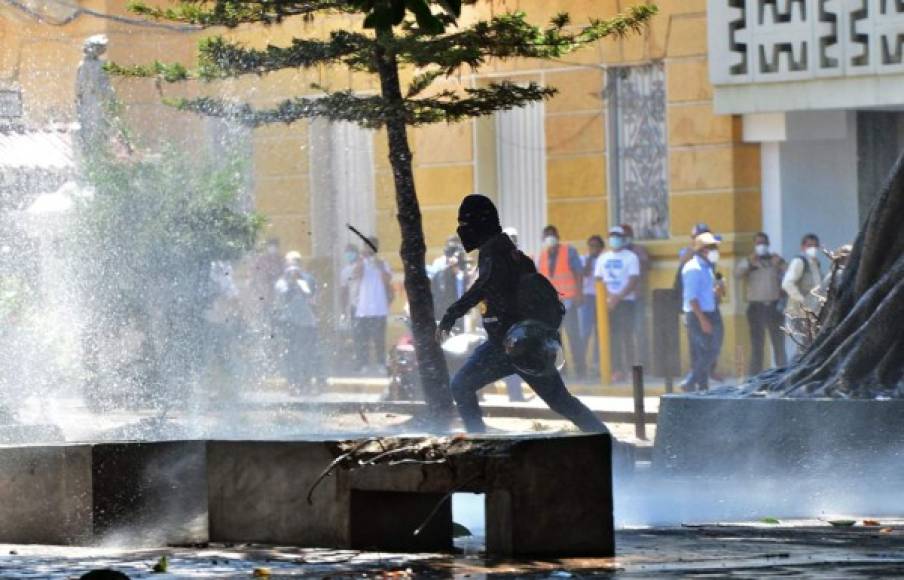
4,523,904,578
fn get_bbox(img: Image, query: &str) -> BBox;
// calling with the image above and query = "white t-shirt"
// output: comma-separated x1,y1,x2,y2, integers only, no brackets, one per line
355,258,392,317
594,249,640,301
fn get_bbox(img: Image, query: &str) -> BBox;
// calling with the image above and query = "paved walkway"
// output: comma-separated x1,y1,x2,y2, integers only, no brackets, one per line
3,523,904,578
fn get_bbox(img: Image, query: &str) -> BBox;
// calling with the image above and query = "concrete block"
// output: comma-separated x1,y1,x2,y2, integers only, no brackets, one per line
0,445,92,544
207,441,351,547
91,441,208,545
484,434,614,557
0,435,613,557
0,441,207,545
349,434,614,557
654,396,904,476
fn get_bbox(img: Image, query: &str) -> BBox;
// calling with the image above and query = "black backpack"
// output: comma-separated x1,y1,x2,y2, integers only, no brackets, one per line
512,251,565,330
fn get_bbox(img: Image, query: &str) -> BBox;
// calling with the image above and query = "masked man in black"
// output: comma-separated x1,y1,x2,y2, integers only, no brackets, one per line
436,195,607,433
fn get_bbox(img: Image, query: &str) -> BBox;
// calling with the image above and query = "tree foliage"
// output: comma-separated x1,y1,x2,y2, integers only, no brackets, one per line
112,2,657,128
74,144,263,406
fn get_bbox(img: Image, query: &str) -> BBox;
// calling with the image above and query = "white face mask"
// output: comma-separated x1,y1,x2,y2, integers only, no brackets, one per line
706,250,720,264
543,236,558,248
804,246,819,259
755,244,769,256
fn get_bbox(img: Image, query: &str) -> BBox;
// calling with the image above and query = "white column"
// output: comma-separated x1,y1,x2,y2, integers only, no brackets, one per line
309,120,376,258
330,121,376,248
760,141,783,252
495,101,547,257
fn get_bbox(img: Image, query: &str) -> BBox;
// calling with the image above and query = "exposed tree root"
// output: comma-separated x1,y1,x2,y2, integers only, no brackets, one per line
726,153,904,399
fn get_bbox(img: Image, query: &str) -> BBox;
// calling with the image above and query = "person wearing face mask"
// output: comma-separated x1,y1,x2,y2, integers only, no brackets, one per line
579,235,605,376
351,237,394,374
681,232,723,391
437,195,606,433
536,225,585,378
594,226,641,383
782,233,824,351
428,236,467,325
735,232,787,375
274,261,323,394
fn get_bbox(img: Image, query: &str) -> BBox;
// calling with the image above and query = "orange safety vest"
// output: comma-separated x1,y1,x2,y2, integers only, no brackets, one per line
538,244,578,300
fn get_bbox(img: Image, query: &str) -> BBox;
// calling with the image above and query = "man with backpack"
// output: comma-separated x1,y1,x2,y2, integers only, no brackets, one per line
782,233,824,352
436,195,607,433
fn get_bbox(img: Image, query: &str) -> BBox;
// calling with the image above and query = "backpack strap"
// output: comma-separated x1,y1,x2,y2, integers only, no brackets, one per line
795,255,810,277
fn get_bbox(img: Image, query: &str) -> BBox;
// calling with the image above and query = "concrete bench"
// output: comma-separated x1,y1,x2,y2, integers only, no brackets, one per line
0,434,613,556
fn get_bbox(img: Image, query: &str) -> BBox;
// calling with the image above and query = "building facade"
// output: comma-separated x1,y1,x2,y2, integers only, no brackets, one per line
8,0,854,378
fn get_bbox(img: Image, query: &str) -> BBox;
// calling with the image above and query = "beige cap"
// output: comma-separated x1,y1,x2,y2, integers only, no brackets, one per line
693,232,721,250
284,250,302,264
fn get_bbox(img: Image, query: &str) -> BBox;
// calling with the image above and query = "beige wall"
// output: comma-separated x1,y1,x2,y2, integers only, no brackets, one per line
0,0,762,375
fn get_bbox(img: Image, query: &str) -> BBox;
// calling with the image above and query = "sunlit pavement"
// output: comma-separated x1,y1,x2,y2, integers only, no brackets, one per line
3,523,904,578
12,386,662,445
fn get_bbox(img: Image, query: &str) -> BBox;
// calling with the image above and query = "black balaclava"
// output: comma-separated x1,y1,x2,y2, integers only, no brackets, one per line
457,194,502,252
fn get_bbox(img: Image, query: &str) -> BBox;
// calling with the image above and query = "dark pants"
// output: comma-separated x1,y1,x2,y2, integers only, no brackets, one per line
747,301,787,375
451,341,607,433
609,300,637,376
355,315,387,369
686,310,722,391
282,325,323,392
562,299,585,377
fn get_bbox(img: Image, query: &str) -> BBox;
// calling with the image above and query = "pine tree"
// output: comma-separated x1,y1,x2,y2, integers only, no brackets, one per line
113,0,657,425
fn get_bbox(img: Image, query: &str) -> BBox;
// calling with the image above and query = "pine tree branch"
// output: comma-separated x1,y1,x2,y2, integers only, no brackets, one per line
111,4,655,87
196,33,377,77
168,92,391,128
394,5,657,72
166,81,552,127
127,0,353,27
407,81,555,124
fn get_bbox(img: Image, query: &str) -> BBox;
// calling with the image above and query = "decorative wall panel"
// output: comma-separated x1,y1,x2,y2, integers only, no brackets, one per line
710,0,904,84
608,64,670,240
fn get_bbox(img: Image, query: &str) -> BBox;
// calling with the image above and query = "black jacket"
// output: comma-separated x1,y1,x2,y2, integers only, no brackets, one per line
444,233,535,342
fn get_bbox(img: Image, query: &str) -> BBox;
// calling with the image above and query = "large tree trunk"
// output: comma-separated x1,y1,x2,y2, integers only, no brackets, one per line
741,152,904,398
374,39,455,423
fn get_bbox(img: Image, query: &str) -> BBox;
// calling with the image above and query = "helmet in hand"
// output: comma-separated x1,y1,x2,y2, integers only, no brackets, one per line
503,320,564,377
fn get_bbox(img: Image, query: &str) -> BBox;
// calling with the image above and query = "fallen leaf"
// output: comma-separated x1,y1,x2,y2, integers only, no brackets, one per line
863,519,881,527
828,519,856,527
152,555,168,573
760,517,780,525
252,567,270,577
881,527,894,534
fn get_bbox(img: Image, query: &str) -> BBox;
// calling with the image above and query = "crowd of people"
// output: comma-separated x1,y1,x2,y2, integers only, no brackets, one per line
241,218,847,397
423,219,848,395
242,236,396,394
